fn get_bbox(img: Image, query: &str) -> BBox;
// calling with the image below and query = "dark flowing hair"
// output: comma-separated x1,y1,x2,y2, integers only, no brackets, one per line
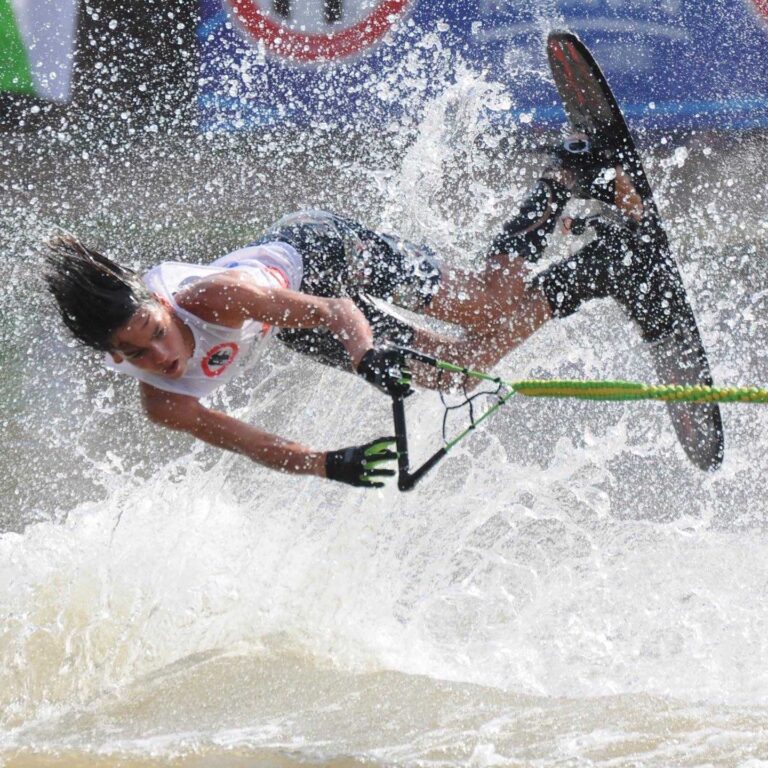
44,235,154,351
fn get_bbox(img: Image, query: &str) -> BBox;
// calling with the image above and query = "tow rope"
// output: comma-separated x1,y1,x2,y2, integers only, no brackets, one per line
392,349,768,491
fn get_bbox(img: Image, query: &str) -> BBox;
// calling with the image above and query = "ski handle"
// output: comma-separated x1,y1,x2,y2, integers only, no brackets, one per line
393,342,768,490
391,347,515,491
391,348,447,492
392,393,447,492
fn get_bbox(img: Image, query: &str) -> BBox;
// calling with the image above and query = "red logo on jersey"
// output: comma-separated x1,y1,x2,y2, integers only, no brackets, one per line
201,342,239,377
265,266,289,288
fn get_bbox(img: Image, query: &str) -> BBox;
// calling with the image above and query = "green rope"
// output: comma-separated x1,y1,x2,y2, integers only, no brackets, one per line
512,380,768,404
435,360,768,405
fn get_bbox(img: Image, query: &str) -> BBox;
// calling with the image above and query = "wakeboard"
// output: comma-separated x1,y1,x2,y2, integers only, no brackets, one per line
547,31,724,471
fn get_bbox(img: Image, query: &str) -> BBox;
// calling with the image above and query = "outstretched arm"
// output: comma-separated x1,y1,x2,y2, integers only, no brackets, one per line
140,383,397,487
141,383,326,475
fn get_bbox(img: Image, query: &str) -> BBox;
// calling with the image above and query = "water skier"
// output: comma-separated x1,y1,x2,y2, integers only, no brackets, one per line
46,144,695,488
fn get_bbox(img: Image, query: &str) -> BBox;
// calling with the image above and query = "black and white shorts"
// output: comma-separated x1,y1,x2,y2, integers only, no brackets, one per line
251,210,442,370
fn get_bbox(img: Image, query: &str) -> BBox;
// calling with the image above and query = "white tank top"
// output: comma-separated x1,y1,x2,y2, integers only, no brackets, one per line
104,242,303,399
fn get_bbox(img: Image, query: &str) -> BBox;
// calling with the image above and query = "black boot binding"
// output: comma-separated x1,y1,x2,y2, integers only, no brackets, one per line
546,134,618,206
487,178,571,264
535,216,697,346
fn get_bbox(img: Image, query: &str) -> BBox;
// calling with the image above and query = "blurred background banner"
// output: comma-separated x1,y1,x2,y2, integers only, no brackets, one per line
199,0,768,132
0,0,79,102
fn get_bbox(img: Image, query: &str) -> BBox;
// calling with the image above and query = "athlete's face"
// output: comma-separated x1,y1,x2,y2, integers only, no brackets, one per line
109,300,192,378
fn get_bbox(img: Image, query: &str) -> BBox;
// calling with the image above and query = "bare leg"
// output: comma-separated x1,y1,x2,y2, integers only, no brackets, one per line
614,165,644,221
400,256,552,391
390,144,648,390
402,161,643,389
405,322,534,391
405,177,563,385
429,258,549,332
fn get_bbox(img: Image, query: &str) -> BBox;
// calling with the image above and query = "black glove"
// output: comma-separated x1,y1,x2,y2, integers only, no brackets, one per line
325,436,398,488
356,346,413,398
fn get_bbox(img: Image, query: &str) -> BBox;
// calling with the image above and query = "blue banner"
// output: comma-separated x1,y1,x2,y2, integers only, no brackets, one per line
199,0,768,132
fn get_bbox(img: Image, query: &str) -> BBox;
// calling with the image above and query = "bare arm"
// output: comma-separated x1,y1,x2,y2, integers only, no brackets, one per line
177,274,373,368
140,383,327,477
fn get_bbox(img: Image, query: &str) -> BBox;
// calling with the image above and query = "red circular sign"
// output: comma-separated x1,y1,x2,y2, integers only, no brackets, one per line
201,342,240,378
751,0,768,19
228,0,413,62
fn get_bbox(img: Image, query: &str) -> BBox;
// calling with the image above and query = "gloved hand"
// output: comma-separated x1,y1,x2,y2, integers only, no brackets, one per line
356,346,413,398
325,436,398,488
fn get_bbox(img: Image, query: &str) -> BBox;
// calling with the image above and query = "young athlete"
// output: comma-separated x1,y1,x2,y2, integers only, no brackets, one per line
46,142,695,488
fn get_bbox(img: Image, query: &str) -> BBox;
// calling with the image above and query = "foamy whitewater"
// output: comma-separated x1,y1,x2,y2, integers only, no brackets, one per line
2,51,768,767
